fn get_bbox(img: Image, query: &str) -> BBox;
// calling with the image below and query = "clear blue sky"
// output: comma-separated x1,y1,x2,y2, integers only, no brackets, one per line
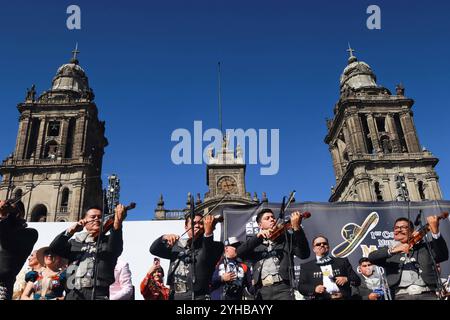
0,1,449,220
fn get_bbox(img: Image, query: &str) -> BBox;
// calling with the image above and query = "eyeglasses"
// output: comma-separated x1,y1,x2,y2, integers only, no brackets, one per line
314,242,328,247
394,225,409,230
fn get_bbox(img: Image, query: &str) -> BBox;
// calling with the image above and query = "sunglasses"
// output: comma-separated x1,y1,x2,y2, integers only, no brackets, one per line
314,242,329,247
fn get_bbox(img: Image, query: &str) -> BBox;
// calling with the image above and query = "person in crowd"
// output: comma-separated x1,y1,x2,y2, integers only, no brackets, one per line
298,235,360,300
49,204,127,300
352,257,385,300
369,216,448,300
150,213,223,300
21,246,67,300
0,200,38,300
237,208,310,300
210,237,253,300
140,257,169,300
12,250,43,299
110,258,134,300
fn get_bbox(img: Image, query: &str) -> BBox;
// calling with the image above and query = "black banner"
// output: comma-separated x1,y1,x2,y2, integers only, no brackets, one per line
221,200,450,277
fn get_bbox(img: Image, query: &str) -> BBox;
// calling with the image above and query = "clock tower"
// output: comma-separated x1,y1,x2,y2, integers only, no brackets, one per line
204,138,247,198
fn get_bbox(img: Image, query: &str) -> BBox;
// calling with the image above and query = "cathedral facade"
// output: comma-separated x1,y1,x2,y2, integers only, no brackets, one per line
325,49,442,202
0,50,107,222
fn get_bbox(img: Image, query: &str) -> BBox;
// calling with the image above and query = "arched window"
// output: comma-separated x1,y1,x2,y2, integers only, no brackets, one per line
374,182,383,201
44,141,58,159
30,204,47,222
418,181,426,201
60,188,70,212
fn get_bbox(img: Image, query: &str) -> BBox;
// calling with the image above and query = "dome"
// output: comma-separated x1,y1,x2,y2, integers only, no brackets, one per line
339,49,377,93
51,60,90,94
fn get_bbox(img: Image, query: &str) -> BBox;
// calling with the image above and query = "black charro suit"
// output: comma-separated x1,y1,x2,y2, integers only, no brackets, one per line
298,256,361,300
237,228,310,299
368,236,448,295
150,234,223,299
0,215,38,300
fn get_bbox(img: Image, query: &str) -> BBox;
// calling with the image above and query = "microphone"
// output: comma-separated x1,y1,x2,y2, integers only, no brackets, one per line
414,210,422,227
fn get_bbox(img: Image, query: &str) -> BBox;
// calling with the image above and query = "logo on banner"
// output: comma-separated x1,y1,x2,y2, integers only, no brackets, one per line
332,212,380,258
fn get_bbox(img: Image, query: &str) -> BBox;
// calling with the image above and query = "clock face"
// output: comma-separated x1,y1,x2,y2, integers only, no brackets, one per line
217,176,238,194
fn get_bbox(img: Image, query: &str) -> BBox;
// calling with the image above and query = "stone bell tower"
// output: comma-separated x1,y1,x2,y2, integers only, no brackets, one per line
324,46,442,202
0,46,108,222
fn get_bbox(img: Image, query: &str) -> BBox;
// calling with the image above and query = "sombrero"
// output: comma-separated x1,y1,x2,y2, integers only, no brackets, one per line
331,212,379,258
36,247,68,269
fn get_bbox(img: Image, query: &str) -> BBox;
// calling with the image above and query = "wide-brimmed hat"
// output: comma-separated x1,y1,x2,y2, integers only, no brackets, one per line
224,237,241,248
331,212,379,258
36,247,67,269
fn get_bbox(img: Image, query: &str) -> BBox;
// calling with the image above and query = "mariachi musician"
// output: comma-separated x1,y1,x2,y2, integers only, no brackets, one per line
237,208,310,300
0,200,38,300
150,212,224,300
369,215,449,300
49,204,129,300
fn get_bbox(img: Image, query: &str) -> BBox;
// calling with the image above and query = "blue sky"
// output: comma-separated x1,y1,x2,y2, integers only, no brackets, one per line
0,1,449,220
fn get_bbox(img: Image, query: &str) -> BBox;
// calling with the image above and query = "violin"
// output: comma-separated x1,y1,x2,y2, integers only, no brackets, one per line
408,211,448,248
269,211,311,241
164,214,223,248
102,202,136,233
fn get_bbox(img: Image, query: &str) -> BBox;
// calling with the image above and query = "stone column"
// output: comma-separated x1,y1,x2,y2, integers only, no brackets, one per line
366,114,381,153
385,113,401,152
59,118,69,158
382,177,394,201
35,117,47,159
330,145,342,180
346,113,366,154
73,114,86,158
400,111,421,153
426,177,443,201
355,179,373,201
15,114,31,159
71,182,83,222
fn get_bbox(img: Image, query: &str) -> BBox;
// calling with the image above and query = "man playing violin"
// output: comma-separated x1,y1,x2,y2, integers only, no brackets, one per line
236,208,310,300
369,216,449,300
150,212,224,300
49,204,127,300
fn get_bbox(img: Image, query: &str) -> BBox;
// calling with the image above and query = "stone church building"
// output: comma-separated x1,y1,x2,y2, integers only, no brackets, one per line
0,49,108,222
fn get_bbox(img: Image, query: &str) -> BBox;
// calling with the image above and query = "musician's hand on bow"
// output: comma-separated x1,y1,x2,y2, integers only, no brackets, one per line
290,211,302,231
163,234,179,247
427,215,440,234
204,215,214,237
257,229,272,239
113,204,126,230
67,219,86,236
335,276,348,286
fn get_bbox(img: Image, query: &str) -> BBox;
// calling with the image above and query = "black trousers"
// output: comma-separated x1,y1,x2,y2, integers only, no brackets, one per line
65,286,110,300
258,281,293,300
